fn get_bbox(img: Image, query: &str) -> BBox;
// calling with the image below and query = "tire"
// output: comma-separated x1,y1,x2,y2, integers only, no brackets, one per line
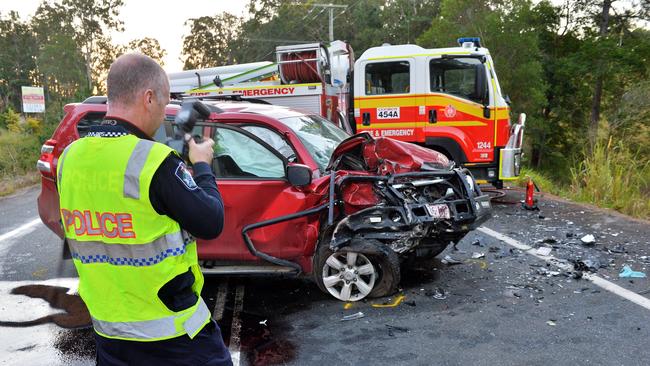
313,240,400,301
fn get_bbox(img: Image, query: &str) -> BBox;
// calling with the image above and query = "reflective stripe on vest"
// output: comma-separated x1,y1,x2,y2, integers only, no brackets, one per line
57,144,73,183
92,297,210,340
123,139,155,199
67,231,192,266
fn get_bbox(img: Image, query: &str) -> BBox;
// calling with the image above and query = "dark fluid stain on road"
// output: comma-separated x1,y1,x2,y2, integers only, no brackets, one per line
400,258,443,288
219,277,329,366
54,327,96,360
0,285,91,329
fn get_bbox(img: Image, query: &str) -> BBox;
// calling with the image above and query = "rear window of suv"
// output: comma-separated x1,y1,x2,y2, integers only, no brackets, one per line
76,112,105,137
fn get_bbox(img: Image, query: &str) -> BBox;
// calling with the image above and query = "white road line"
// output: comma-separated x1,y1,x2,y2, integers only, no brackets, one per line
212,280,229,321
228,284,245,366
0,218,42,243
478,226,650,311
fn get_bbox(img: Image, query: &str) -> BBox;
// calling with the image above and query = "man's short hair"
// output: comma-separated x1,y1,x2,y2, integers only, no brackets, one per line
107,53,168,106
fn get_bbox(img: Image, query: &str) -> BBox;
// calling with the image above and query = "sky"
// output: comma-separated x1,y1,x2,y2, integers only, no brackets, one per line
0,0,250,72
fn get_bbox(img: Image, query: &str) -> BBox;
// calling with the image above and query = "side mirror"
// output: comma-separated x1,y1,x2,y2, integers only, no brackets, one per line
287,164,312,186
504,95,512,105
517,113,526,126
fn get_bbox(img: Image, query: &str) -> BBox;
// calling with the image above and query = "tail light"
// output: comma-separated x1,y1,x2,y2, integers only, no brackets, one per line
37,139,57,178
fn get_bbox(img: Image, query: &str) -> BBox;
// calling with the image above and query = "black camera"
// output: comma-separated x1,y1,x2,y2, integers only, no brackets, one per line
166,100,212,162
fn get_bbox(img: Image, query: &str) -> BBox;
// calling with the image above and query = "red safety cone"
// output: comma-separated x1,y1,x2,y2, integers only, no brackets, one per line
523,177,538,210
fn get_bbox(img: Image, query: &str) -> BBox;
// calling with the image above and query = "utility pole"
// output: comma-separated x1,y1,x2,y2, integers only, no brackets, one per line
311,3,348,41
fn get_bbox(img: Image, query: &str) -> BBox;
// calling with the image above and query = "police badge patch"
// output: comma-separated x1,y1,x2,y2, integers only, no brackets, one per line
175,162,198,190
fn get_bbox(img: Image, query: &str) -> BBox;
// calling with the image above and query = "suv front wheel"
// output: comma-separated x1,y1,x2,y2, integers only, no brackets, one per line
313,240,400,301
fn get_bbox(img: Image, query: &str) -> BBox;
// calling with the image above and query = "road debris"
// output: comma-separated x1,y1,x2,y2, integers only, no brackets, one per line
372,295,405,308
546,320,557,326
386,324,409,337
580,234,596,245
259,319,268,326
619,265,646,278
441,255,463,265
426,288,448,300
471,239,484,247
341,312,365,321
471,252,486,259
571,256,606,273
536,247,552,256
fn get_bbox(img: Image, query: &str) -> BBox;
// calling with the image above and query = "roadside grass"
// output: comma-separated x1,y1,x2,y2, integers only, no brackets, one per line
568,139,649,220
516,140,649,220
0,172,40,196
515,166,562,195
0,129,42,197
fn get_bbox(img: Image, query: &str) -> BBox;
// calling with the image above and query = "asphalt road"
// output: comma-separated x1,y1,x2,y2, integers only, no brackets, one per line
1,185,649,365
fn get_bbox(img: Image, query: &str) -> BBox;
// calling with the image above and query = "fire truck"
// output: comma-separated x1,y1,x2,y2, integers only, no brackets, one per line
169,37,525,187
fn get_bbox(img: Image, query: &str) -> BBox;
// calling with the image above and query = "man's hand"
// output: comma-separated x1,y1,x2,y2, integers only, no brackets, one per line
187,135,215,165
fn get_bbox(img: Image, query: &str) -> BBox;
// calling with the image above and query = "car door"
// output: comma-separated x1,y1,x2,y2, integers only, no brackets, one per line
197,123,319,262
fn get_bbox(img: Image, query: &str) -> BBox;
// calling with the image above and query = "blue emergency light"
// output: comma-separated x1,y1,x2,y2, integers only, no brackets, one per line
457,37,481,48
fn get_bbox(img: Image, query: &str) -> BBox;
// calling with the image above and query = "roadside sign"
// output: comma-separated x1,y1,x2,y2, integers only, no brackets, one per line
21,86,45,113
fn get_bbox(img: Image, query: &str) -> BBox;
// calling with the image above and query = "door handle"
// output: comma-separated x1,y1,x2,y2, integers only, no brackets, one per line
362,112,371,126
428,109,437,124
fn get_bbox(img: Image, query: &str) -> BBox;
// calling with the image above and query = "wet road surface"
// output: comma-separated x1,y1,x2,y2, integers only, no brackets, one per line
1,186,649,365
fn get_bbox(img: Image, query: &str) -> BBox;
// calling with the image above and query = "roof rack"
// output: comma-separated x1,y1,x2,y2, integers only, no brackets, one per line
82,96,108,104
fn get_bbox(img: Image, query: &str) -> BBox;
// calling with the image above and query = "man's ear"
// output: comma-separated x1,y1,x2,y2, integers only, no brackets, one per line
144,89,154,106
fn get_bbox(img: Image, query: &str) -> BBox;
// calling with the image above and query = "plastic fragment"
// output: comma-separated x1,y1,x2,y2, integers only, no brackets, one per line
619,265,646,278
471,252,485,259
341,312,365,321
580,234,596,245
441,255,463,265
427,287,447,300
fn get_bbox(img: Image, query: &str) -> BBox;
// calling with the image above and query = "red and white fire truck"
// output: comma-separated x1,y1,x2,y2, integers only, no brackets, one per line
169,37,525,187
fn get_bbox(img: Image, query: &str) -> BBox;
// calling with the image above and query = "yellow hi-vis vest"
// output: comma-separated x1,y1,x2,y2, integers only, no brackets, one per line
56,134,210,341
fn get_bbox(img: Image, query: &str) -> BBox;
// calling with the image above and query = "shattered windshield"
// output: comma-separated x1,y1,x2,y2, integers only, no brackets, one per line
279,115,350,172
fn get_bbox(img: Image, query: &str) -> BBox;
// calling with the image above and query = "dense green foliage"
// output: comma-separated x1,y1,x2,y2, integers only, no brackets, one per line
0,0,648,217
0,1,166,189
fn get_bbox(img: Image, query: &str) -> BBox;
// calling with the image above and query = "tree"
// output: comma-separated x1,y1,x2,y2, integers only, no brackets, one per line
381,0,441,44
60,0,125,93
32,3,88,102
181,13,242,69
0,12,38,111
123,37,167,66
417,0,548,165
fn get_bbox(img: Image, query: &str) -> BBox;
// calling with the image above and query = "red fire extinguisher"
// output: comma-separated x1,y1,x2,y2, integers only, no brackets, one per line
523,177,538,210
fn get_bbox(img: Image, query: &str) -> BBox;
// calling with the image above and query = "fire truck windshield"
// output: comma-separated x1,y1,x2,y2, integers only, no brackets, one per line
280,115,350,172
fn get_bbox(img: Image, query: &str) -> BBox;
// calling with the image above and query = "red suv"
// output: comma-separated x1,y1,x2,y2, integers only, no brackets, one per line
37,97,491,302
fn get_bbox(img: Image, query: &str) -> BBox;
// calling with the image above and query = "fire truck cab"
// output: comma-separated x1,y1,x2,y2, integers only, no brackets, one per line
353,37,525,187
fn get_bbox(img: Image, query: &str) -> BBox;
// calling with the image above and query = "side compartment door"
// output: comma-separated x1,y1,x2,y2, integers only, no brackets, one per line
356,59,421,142
198,124,317,262
425,56,495,163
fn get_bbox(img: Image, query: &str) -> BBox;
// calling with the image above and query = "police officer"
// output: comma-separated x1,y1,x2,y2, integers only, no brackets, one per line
56,53,232,365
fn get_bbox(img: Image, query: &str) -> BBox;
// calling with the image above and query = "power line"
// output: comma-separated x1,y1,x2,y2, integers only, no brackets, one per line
309,3,348,41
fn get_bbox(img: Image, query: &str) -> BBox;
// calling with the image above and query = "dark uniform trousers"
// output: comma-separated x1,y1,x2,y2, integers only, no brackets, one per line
95,320,233,366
